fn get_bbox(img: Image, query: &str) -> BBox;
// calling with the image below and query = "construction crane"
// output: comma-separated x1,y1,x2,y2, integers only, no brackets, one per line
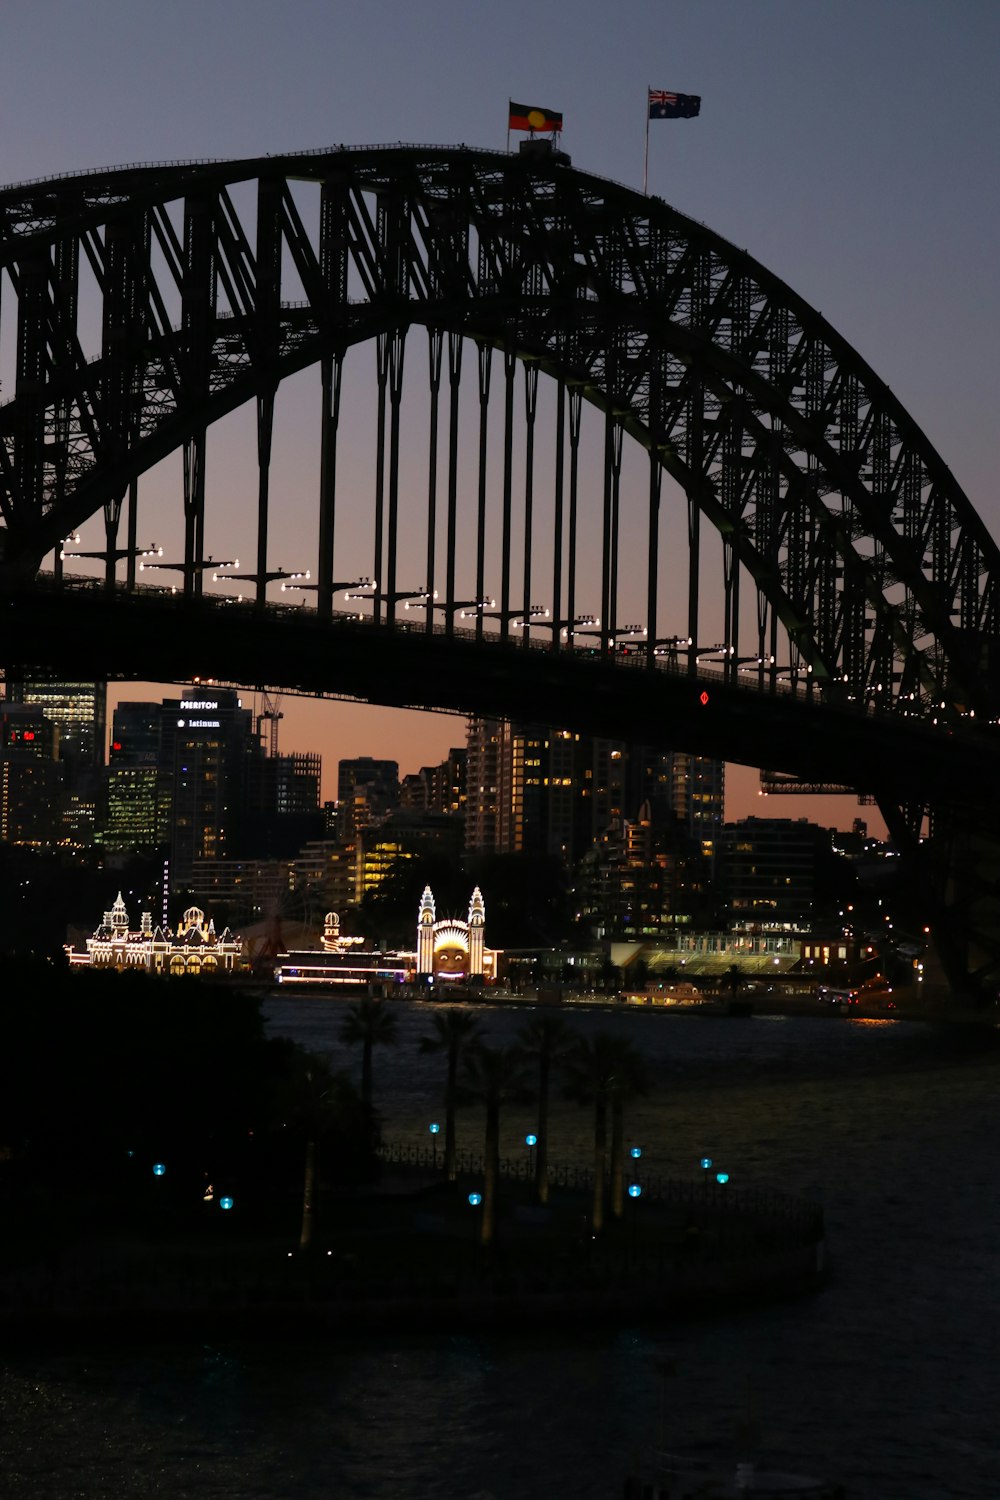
256,688,283,758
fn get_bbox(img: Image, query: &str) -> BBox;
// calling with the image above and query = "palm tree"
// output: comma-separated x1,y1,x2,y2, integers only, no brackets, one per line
564,1030,646,1232
271,1045,353,1251
514,1012,576,1203
418,1007,482,1179
604,1036,649,1220
459,1043,527,1247
339,996,398,1114
563,1033,616,1234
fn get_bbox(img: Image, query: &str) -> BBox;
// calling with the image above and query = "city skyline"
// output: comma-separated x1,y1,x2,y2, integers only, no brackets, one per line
4,2,997,837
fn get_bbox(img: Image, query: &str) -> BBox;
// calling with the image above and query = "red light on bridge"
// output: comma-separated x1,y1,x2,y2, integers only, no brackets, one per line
699,690,710,706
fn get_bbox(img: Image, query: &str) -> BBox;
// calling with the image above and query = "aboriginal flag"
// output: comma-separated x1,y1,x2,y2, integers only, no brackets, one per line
509,101,563,133
648,89,701,120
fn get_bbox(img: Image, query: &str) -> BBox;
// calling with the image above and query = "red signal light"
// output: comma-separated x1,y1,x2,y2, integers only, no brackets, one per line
23,731,34,741
699,691,709,706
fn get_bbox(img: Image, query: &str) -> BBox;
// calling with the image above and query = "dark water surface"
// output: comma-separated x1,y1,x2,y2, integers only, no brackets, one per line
3,999,999,1498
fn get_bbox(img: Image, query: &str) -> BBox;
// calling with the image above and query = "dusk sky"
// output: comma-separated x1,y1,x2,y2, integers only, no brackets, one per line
3,1,998,829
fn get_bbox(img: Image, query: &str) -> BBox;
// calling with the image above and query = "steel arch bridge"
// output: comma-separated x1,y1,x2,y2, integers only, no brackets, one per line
1,143,999,995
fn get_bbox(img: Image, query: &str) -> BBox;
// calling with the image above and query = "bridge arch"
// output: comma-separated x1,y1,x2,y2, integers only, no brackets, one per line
2,144,998,722
3,144,1000,994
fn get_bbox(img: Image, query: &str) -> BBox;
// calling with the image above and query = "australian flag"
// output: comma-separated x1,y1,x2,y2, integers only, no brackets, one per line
648,89,701,120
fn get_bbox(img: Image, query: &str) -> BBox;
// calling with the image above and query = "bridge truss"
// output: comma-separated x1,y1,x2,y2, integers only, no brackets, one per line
1,143,999,994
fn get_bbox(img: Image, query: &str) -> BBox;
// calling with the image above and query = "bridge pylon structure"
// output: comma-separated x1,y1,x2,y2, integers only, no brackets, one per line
1,143,999,999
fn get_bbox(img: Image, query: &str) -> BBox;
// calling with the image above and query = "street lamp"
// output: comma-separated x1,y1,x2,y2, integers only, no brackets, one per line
653,634,692,661
510,605,550,630
558,614,600,642
213,564,310,593
628,1180,643,1262
456,597,497,618
343,579,379,602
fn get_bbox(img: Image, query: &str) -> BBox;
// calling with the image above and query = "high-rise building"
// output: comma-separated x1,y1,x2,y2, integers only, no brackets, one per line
166,689,257,881
0,704,64,846
467,719,687,866
465,718,506,853
336,757,399,840
399,751,466,816
6,676,107,845
668,752,725,871
626,748,725,846
292,839,357,917
428,748,466,818
244,751,323,857
104,701,170,851
6,677,106,769
464,723,575,864
577,799,676,939
718,816,830,925
497,723,549,854
354,809,464,903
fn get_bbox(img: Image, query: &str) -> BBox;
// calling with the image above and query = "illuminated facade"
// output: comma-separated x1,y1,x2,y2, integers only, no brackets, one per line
416,884,493,981
273,888,496,988
73,893,242,974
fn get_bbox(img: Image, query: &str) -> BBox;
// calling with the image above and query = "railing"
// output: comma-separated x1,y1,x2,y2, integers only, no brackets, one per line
376,1140,824,1237
0,140,643,201
24,570,989,733
0,143,505,195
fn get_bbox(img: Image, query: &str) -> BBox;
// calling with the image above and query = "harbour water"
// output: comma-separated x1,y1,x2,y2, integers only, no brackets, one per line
2,999,998,1499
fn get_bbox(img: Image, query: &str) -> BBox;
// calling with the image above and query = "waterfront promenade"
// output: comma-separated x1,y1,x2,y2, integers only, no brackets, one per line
0,1136,824,1338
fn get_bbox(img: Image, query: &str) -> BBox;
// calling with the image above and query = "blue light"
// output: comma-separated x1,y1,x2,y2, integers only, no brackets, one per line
628,1183,642,1198
219,1196,234,1210
152,1163,166,1177
700,1156,713,1170
468,1192,482,1206
429,1122,441,1135
716,1171,729,1185
630,1146,642,1159
525,1133,538,1147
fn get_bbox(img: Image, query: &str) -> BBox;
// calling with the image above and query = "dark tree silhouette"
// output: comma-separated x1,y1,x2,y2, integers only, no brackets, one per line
563,1031,646,1231
270,1048,358,1249
339,996,398,1114
460,1043,527,1247
514,1012,577,1203
418,1007,482,1179
604,1037,649,1220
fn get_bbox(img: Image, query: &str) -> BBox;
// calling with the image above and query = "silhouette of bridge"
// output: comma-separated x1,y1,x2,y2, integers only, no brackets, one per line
1,143,998,995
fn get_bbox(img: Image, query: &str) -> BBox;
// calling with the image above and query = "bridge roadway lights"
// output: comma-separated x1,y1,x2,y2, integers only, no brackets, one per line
3,582,997,813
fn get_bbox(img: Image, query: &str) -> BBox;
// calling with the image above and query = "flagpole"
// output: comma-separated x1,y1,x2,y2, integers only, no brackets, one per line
507,100,511,155
643,85,650,195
